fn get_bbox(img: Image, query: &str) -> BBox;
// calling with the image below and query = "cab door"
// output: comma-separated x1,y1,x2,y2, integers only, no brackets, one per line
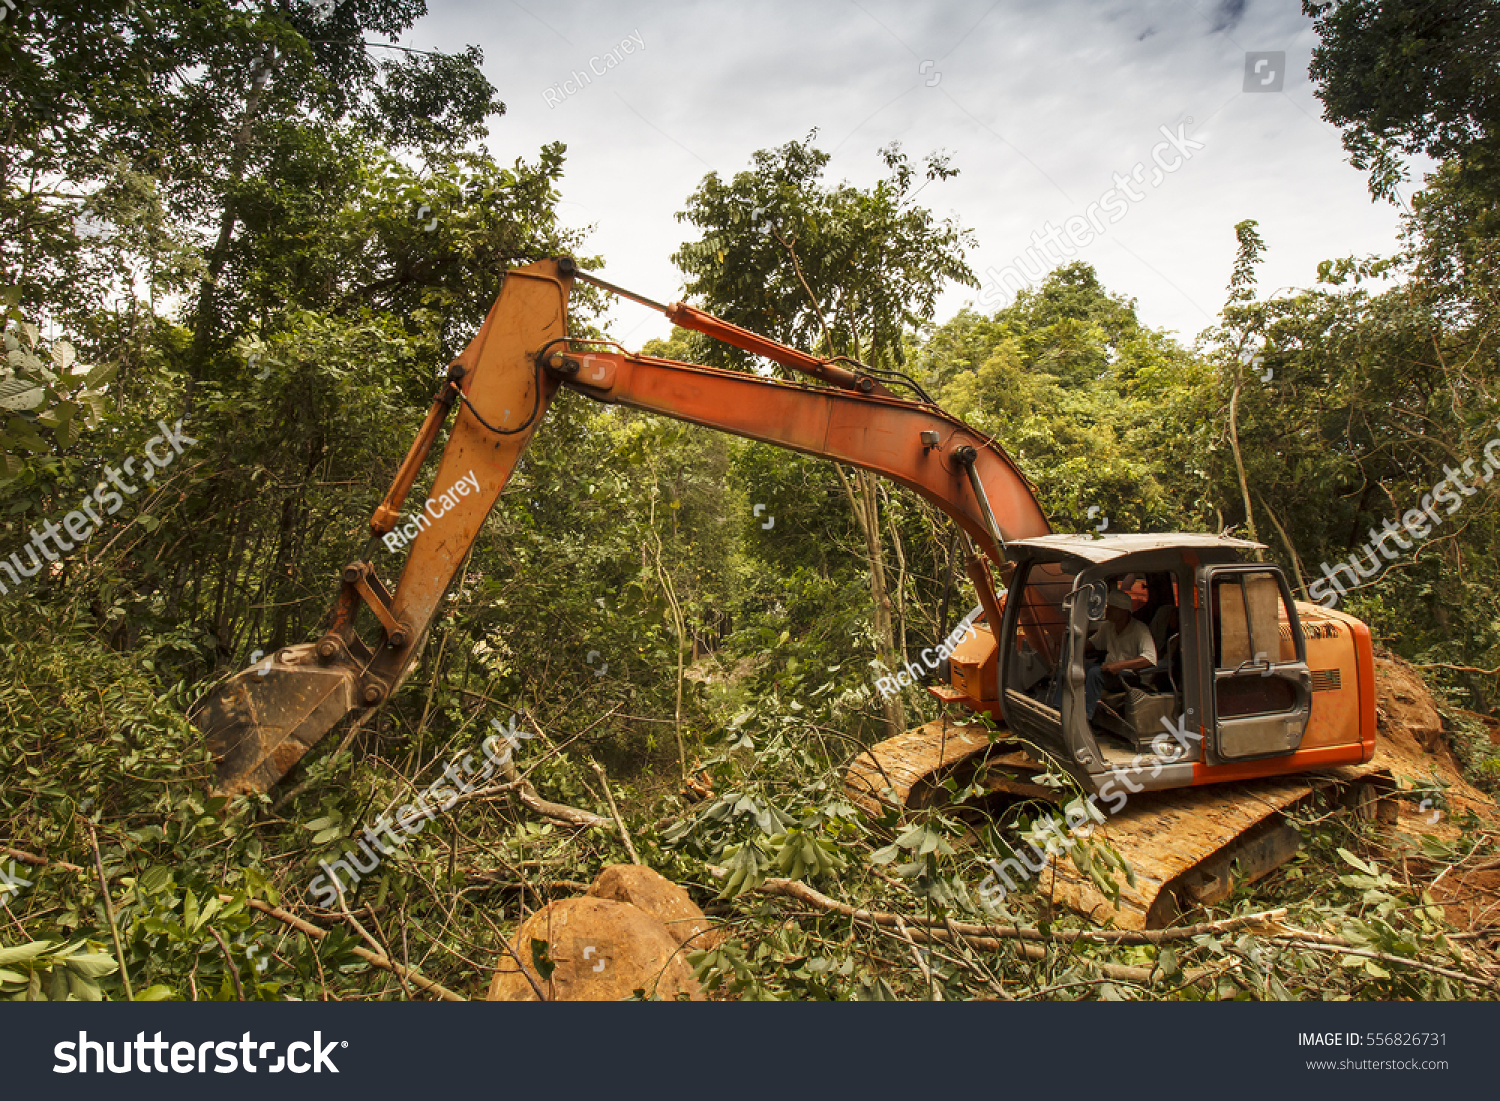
1201,566,1312,760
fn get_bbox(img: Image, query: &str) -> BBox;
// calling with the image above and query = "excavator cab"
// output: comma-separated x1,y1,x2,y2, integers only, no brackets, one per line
994,534,1315,794
857,530,1379,927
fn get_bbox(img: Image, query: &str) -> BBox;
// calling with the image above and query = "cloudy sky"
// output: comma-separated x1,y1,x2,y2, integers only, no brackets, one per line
410,0,1420,351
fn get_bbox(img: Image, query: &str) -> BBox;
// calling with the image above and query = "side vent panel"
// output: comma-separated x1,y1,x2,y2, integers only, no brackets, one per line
1310,669,1342,693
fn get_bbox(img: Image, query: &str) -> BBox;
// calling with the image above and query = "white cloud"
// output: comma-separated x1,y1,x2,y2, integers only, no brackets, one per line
412,0,1418,350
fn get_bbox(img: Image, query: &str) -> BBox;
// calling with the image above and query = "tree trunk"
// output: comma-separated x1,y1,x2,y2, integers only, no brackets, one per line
183,45,278,413
1227,377,1263,560
837,465,906,739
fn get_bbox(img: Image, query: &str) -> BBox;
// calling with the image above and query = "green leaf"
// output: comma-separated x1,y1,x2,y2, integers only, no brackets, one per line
138,866,173,895
83,361,119,389
79,390,108,425
529,937,556,982
0,377,44,412
4,416,49,453
58,411,82,449
36,402,75,429
136,984,176,1001
0,940,54,966
1156,946,1179,977
894,824,927,849
63,953,120,979
65,970,102,1002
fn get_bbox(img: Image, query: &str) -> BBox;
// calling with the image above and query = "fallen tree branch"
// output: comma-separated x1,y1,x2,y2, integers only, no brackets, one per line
464,871,592,894
228,896,466,1001
1012,939,1218,991
466,710,612,829
459,770,611,829
851,917,1215,987
6,848,84,873
511,777,611,829
894,916,942,1000
1412,661,1500,677
724,871,1285,946
590,760,641,863
332,879,411,1000
732,874,1223,987
205,926,246,1001
1265,935,1497,992
738,873,1498,992
87,822,134,1002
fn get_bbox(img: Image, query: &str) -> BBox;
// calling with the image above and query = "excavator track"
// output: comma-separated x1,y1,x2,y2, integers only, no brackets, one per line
845,720,1058,812
846,721,1392,929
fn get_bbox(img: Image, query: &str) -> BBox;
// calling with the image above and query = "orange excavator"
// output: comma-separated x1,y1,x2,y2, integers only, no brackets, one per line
194,257,1385,927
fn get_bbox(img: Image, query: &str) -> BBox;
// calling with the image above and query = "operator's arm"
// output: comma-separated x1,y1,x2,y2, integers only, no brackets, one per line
1101,622,1156,675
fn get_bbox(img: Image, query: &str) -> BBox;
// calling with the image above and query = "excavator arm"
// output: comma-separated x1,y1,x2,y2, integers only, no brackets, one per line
196,258,1050,795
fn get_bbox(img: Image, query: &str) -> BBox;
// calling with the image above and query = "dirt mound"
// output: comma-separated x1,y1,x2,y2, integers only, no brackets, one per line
1460,708,1500,747
1371,651,1495,824
1370,651,1500,929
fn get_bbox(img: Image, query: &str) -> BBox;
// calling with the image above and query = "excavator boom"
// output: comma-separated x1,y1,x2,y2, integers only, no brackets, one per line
196,258,1049,795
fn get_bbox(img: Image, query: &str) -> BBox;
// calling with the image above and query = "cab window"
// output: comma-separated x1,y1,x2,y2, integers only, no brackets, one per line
1211,571,1298,717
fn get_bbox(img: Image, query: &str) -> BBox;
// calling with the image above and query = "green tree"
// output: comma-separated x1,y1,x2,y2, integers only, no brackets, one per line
673,134,977,739
922,262,1194,535
0,0,505,404
1305,0,1500,203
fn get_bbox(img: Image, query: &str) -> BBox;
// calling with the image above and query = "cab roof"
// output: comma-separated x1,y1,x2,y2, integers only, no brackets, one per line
1008,533,1266,565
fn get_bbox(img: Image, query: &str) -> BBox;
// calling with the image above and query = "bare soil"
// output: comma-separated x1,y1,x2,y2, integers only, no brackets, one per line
1369,651,1500,929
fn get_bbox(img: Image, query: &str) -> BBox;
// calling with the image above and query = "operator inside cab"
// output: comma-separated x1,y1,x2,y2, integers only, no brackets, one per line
1085,588,1157,720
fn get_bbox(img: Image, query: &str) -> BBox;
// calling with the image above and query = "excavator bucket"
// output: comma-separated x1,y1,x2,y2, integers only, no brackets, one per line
195,643,363,796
